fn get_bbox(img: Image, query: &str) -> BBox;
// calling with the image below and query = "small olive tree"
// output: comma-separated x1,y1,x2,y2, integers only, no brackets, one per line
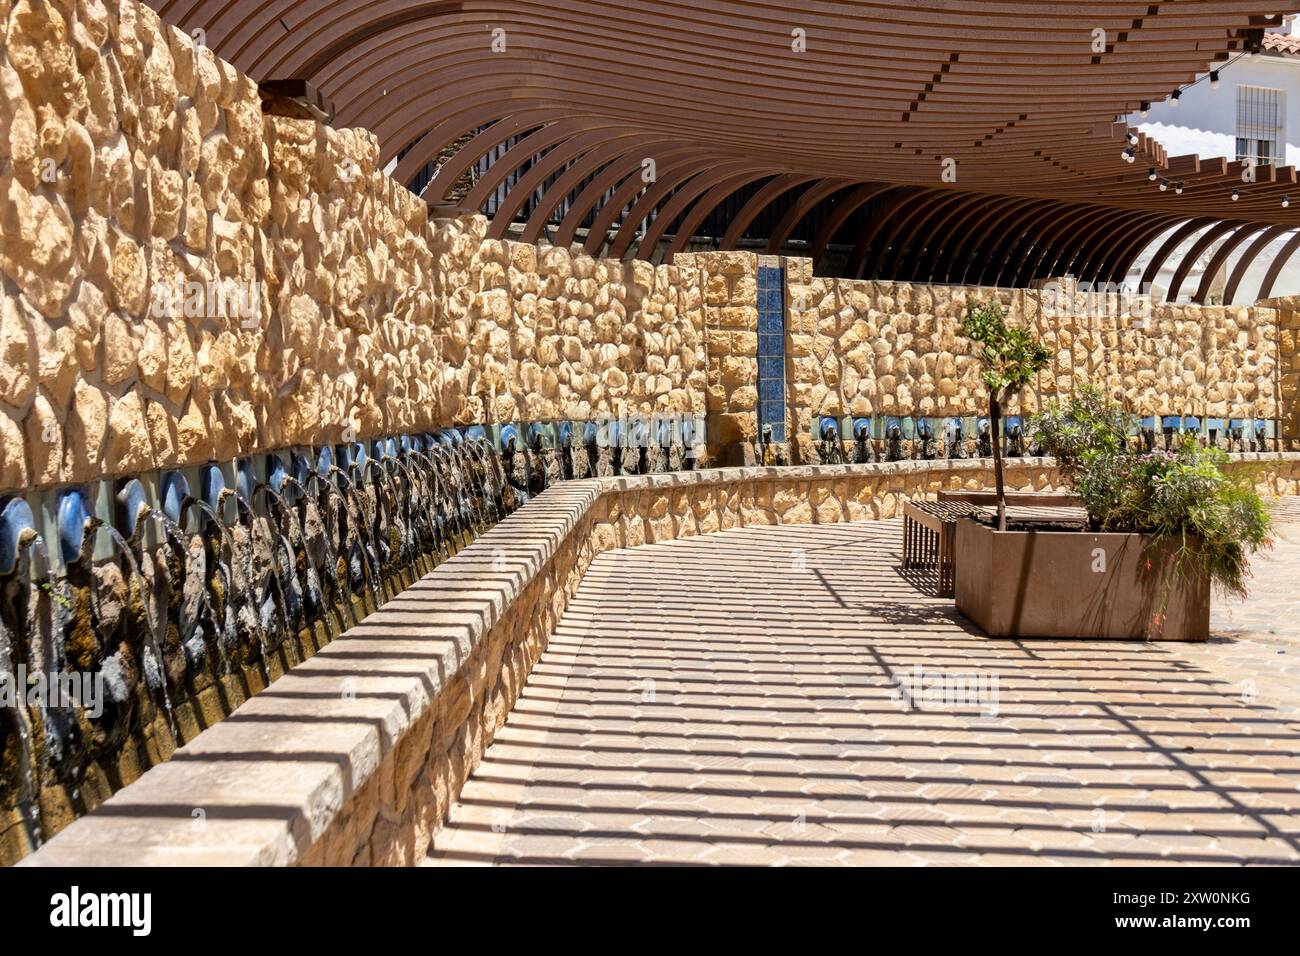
960,302,1050,531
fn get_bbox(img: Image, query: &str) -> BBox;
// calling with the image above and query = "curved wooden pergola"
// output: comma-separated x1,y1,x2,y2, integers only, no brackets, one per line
151,1,1300,291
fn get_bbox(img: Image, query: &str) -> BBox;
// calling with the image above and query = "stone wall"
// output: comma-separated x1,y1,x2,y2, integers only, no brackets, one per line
673,250,764,455
1260,295,1300,448
430,217,706,426
786,272,1282,462
0,0,707,494
22,452,1300,866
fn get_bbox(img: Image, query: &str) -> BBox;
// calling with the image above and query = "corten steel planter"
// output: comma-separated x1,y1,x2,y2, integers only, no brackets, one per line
953,518,1210,641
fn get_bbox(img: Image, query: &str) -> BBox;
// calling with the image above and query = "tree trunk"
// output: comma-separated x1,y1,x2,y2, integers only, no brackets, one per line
990,391,1006,532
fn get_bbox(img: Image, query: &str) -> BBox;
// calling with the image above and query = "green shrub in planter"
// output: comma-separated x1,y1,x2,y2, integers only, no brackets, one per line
1029,388,1272,600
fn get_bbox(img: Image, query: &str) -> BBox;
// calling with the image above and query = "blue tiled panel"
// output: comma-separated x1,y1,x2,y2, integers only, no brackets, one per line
755,265,786,443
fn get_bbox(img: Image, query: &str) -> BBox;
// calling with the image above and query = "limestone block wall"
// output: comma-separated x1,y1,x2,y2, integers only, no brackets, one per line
785,271,1016,427
786,269,1283,461
0,0,707,494
0,0,434,488
1,0,272,489
673,250,761,450
1259,295,1300,449
430,217,706,426
260,113,443,451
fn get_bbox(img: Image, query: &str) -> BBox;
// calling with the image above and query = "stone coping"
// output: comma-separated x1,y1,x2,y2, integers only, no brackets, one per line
595,451,1299,488
20,453,1299,866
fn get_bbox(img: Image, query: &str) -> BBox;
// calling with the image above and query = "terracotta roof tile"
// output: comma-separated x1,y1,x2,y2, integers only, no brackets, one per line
1261,32,1300,56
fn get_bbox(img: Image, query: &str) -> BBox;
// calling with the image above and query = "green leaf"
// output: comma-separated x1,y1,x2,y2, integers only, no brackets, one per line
960,301,1049,399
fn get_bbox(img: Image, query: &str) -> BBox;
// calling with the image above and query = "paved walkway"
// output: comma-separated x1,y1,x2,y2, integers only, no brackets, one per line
429,503,1300,866
1211,497,1300,646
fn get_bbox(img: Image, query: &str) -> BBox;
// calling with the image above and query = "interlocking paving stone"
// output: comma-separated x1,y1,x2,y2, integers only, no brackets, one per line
428,506,1300,866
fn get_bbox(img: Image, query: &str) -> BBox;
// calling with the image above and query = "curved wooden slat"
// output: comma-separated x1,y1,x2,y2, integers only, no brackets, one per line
1192,222,1270,303
1222,225,1294,303
1139,218,1219,291
1254,230,1300,300
147,2,1300,277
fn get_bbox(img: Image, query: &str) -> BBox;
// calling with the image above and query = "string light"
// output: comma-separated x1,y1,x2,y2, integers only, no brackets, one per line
1128,58,1251,225
1151,51,1248,120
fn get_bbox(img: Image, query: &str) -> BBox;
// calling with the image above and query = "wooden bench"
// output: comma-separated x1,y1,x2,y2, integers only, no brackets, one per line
937,489,1082,508
902,500,977,597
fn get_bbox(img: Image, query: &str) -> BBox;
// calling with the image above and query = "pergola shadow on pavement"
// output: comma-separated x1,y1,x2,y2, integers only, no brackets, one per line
428,514,1300,866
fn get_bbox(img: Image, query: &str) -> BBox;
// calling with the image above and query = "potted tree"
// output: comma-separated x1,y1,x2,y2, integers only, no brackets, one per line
959,301,1050,531
953,386,1273,641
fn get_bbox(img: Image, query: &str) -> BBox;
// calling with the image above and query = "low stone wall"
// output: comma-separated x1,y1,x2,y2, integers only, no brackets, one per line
21,453,1300,866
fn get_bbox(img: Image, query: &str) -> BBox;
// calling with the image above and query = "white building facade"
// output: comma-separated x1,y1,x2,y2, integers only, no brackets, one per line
1126,22,1300,303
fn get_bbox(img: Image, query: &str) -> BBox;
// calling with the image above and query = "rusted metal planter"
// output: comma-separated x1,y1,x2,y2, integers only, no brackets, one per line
953,518,1210,641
